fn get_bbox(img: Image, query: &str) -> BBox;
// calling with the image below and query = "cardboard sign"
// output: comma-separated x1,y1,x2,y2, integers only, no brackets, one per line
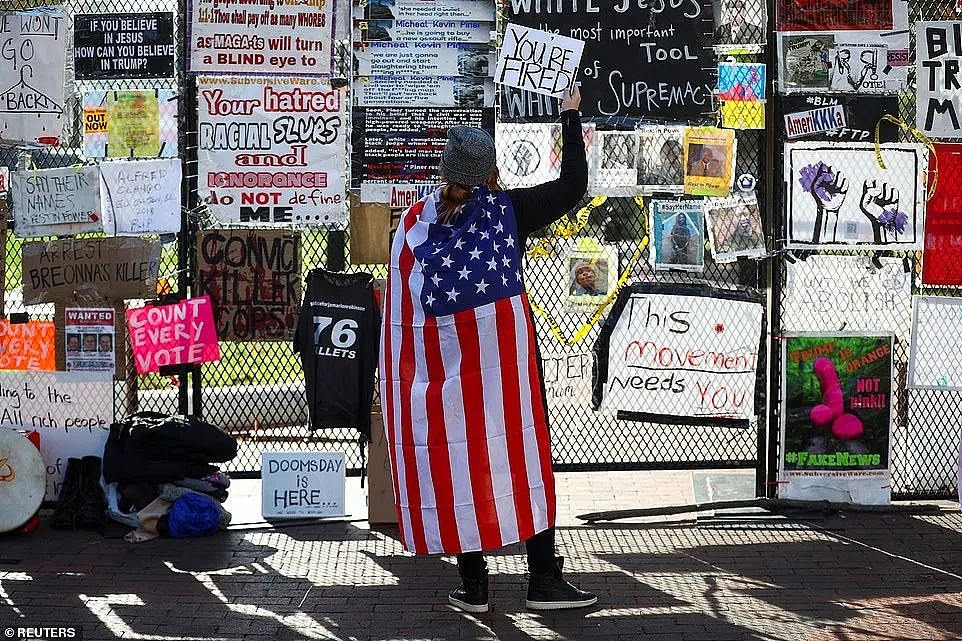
780,335,893,505
0,7,66,145
127,297,221,374
22,237,162,305
917,22,962,137
99,158,182,235
261,452,346,518
0,320,55,371
195,229,302,341
73,12,175,80
11,166,103,238
495,23,583,98
0,371,113,500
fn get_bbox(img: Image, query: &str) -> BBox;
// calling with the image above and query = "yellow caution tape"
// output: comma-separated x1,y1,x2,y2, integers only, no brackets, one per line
526,195,607,259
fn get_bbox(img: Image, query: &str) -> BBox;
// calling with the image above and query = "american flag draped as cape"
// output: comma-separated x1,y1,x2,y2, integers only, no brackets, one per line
380,186,556,555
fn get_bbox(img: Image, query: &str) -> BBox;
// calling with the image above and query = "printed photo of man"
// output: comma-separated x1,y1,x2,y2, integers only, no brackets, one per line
714,0,765,46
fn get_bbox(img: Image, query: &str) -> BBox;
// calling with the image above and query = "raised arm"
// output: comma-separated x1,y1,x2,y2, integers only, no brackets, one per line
509,87,588,242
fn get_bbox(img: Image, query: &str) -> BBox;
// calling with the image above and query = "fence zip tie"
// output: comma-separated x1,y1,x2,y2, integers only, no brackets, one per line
528,238,647,346
873,114,938,201
526,195,607,259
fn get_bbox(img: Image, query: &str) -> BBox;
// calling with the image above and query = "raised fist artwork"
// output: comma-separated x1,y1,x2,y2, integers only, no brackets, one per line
859,180,907,244
799,162,847,243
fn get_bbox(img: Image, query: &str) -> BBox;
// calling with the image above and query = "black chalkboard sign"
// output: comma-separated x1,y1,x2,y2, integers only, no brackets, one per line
74,13,175,80
504,0,714,122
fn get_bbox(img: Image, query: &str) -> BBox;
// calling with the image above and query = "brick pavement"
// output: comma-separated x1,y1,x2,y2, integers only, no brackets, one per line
1,471,961,641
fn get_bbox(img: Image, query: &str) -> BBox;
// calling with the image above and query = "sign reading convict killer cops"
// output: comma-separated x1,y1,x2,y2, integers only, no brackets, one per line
195,229,302,341
188,0,334,75
594,284,764,424
73,12,175,80
197,76,347,225
505,0,712,121
917,22,962,137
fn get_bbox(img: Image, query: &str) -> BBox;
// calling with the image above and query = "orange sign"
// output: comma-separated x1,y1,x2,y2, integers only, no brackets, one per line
0,321,56,371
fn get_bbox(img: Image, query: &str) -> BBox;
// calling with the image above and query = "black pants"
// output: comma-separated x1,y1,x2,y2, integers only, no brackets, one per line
456,527,555,579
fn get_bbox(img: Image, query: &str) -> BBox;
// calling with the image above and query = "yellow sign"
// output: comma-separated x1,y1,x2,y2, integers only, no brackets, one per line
83,108,108,134
683,127,736,197
720,100,765,130
107,92,160,157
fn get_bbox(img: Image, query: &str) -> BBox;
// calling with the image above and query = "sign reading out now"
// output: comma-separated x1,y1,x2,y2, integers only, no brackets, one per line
495,23,584,98
126,296,220,374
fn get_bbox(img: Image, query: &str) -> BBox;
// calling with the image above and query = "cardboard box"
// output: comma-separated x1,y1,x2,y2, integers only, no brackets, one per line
367,408,398,525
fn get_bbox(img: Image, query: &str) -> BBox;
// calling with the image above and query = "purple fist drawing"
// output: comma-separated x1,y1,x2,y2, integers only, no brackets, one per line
799,162,848,243
860,180,905,244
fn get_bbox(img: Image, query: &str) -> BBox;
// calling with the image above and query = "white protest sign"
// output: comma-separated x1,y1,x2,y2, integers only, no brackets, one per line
917,22,962,136
0,8,67,145
0,371,113,500
908,295,962,390
600,290,763,421
11,166,104,239
495,23,584,98
99,158,181,235
261,452,346,518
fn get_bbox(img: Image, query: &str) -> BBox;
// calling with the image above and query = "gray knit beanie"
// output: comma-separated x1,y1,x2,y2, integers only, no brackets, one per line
439,126,496,187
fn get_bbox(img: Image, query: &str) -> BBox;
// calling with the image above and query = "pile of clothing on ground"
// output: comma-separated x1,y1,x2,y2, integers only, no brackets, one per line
102,412,237,543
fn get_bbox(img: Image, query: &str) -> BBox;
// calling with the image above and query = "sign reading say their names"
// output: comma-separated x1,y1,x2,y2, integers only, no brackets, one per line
126,297,221,375
22,237,162,305
261,451,346,518
0,370,113,500
917,22,962,136
73,12,175,80
99,158,181,235
495,23,584,98
11,166,103,238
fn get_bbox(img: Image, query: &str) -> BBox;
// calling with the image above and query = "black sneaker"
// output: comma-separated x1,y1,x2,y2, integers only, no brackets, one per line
448,574,489,613
526,557,597,611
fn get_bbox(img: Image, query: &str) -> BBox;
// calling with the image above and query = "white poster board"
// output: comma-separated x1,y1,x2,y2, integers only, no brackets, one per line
916,22,962,137
261,452,346,518
908,295,962,390
542,351,592,407
599,290,763,421
188,0,334,75
197,76,347,226
11,166,104,238
495,23,583,98
0,7,67,145
99,158,182,235
784,142,927,249
0,371,113,500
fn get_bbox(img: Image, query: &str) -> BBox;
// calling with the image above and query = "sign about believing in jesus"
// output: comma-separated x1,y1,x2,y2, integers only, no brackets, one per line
917,21,962,137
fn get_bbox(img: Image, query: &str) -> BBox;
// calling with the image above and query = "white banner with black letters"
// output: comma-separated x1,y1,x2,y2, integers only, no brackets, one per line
917,21,962,137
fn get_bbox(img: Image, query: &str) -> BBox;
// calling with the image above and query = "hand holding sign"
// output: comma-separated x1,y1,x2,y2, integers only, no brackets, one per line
495,24,584,98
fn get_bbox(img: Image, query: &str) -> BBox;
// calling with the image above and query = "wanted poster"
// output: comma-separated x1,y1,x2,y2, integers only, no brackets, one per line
65,308,116,373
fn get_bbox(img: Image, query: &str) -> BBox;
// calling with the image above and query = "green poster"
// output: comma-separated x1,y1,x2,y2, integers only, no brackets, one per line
107,91,160,157
783,335,892,472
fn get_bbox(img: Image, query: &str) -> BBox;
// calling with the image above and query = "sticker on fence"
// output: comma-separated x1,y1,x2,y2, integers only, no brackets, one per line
64,308,115,373
11,166,103,239
917,22,962,137
705,194,766,263
594,285,764,423
0,320,54,371
0,370,113,500
779,334,893,506
195,229,302,342
683,127,735,197
197,76,346,226
784,142,927,250
188,0,334,75
354,42,494,77
782,255,912,334
0,7,67,145
99,158,182,235
495,23,583,98
127,297,221,375
649,199,704,273
22,237,162,305
82,90,178,159
73,12,174,80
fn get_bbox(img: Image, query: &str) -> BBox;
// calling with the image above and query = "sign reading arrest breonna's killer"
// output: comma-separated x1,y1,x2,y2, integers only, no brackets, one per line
11,166,104,239
195,229,302,341
73,12,175,80
188,0,334,75
505,0,712,120
593,284,764,424
22,237,162,305
917,22,962,137
495,23,584,98
197,76,347,226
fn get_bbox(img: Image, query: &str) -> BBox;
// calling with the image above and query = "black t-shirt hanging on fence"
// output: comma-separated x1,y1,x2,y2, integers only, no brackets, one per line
294,269,380,440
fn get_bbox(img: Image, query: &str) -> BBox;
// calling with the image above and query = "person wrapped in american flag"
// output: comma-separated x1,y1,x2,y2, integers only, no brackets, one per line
380,86,596,613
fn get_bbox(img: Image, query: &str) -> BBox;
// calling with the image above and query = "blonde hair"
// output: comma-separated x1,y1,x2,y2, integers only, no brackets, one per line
437,168,502,223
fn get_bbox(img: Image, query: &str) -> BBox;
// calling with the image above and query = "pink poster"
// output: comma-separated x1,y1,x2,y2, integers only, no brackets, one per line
126,297,221,374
